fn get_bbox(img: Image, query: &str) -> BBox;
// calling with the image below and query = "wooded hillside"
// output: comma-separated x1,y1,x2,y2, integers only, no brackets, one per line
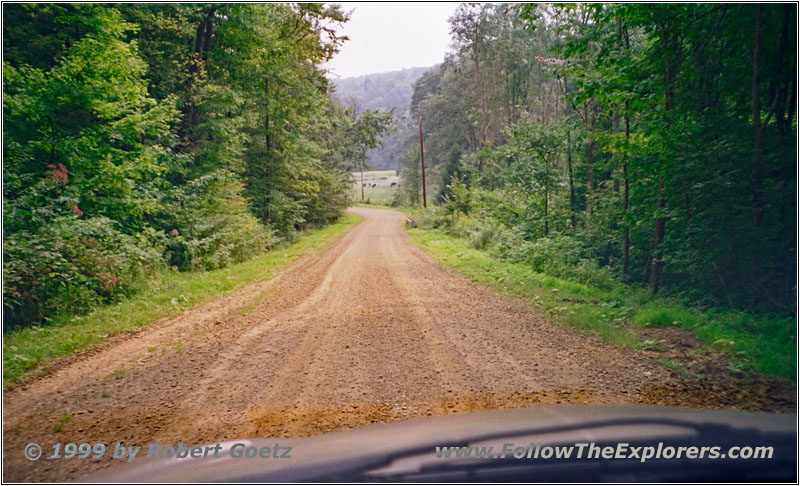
332,66,430,112
332,66,430,170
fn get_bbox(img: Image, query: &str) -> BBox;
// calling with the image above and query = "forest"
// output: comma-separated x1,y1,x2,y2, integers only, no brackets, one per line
2,3,393,328
393,3,796,316
2,3,796,331
2,6,798,482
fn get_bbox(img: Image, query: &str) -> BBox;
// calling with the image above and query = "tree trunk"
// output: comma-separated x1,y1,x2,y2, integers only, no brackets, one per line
612,17,623,193
360,156,365,202
623,105,630,281
472,32,489,162
544,157,549,236
622,18,631,281
645,19,676,293
475,45,486,175
179,7,215,152
773,4,793,135
201,10,214,61
263,72,271,222
648,185,667,293
567,129,576,229
752,4,765,229
265,74,271,152
584,102,596,216
612,110,620,193
784,68,797,136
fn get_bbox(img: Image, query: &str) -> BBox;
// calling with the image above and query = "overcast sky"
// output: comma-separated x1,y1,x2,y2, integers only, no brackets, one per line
323,2,459,79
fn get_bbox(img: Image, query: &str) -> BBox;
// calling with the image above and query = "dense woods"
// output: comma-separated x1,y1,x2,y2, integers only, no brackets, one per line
394,3,796,315
2,3,796,329
2,3,378,327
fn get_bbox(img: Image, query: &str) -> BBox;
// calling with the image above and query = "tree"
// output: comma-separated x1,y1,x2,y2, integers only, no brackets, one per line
403,2,795,313
4,6,179,325
3,3,362,327
347,110,394,202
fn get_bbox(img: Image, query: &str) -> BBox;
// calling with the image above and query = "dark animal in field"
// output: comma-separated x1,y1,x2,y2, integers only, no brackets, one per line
362,183,366,187
390,182,397,187
372,183,377,187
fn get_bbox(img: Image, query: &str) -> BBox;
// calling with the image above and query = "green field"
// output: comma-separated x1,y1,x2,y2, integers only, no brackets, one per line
352,170,399,206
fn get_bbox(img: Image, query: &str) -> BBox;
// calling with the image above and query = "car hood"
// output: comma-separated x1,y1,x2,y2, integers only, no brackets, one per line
83,404,796,482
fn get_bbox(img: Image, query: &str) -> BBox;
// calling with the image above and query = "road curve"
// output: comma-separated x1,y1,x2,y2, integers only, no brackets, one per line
1,207,789,481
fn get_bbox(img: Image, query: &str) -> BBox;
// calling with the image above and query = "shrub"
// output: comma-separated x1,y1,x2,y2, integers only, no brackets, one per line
518,235,617,290
3,216,161,328
159,170,277,271
470,224,498,250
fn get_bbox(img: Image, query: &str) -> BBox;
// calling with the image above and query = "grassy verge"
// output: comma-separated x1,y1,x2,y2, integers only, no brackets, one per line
3,212,362,389
406,226,796,380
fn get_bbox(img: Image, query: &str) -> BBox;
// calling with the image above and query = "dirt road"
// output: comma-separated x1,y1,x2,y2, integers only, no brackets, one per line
3,207,794,481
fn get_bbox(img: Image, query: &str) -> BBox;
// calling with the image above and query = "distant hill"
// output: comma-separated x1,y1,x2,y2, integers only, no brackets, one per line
331,67,432,171
331,66,431,113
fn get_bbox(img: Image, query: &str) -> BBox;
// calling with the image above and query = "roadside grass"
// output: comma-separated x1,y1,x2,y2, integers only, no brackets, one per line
351,170,398,206
406,226,796,380
3,212,362,389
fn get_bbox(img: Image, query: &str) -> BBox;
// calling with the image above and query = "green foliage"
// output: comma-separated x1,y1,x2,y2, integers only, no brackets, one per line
159,170,276,271
347,109,395,168
3,6,178,327
399,2,795,317
441,175,472,215
333,66,429,172
3,212,362,388
3,9,178,235
3,3,361,328
394,145,422,207
4,217,160,326
347,109,394,203
407,225,796,379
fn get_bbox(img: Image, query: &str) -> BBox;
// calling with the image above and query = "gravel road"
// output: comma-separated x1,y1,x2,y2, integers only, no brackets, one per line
2,207,793,481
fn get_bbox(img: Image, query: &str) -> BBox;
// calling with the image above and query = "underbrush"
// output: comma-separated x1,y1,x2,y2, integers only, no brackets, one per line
3,171,276,329
405,224,796,380
3,212,362,389
418,208,619,291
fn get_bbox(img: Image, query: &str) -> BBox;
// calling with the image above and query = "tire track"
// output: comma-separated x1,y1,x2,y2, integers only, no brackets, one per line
3,207,793,482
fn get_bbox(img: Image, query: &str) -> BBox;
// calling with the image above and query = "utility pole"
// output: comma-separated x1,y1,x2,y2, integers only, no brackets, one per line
419,117,427,208
360,156,365,202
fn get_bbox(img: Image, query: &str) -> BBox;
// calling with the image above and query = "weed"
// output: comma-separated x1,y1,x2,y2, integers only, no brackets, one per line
52,412,70,433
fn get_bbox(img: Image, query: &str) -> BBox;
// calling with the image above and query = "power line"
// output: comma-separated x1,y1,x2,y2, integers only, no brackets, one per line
352,22,388,74
333,35,413,114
